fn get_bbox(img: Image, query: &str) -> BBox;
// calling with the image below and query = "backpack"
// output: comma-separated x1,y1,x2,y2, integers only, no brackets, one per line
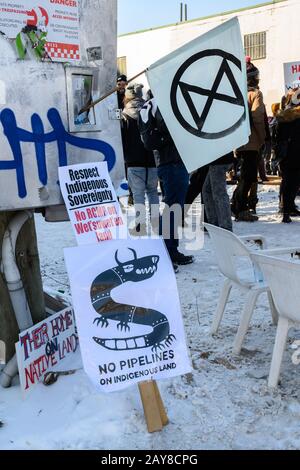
138,100,167,151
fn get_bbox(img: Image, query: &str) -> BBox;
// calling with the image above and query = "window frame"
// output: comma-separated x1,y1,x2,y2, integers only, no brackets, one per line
244,31,267,60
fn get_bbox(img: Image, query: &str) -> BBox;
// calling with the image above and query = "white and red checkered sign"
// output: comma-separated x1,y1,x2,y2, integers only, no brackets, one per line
45,42,80,61
0,0,80,62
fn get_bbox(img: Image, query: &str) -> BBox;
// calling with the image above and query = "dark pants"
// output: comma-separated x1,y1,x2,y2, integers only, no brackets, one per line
280,164,300,214
202,164,233,231
158,162,189,256
185,165,209,206
232,151,259,214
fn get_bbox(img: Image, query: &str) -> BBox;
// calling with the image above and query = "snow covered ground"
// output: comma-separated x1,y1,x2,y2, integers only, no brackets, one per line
1,185,300,450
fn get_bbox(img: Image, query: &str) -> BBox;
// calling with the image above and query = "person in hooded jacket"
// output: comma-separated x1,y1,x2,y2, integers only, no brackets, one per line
231,62,266,222
122,83,159,233
275,89,300,223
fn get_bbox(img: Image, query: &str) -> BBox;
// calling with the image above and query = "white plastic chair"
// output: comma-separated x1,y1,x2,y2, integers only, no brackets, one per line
251,253,300,388
205,223,299,354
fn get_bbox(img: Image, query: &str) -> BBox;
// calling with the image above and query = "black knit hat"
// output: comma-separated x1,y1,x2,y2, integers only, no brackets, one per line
117,74,127,83
246,62,259,78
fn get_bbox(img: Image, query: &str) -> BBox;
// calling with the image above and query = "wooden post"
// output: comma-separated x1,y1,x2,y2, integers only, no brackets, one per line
138,380,169,433
0,211,46,363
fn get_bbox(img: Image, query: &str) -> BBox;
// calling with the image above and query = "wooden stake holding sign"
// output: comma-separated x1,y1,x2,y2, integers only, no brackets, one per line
139,380,169,433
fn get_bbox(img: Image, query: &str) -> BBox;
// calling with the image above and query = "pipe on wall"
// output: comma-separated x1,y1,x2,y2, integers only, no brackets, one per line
0,210,34,388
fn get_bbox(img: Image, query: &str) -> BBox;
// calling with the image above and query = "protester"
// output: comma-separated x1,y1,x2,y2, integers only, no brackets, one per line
231,61,266,221
268,102,281,176
202,152,235,231
154,108,194,266
275,88,300,223
116,74,128,110
122,83,159,234
258,107,271,182
139,97,194,267
117,74,135,206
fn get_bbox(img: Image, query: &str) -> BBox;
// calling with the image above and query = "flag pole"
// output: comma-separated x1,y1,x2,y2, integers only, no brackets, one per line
78,69,147,116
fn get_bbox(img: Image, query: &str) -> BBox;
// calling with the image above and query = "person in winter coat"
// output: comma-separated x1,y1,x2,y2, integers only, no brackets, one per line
122,83,159,233
231,62,266,222
268,103,281,176
154,107,194,267
202,152,235,232
275,89,300,223
139,97,194,267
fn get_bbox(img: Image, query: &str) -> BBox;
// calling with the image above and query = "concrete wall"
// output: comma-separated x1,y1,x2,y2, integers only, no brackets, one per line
0,0,125,211
118,0,300,114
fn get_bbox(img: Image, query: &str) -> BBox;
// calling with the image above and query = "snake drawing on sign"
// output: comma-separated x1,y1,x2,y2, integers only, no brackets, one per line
90,249,175,352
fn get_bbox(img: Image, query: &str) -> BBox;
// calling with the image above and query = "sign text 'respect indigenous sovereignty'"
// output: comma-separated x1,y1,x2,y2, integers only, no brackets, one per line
16,308,78,392
59,162,127,245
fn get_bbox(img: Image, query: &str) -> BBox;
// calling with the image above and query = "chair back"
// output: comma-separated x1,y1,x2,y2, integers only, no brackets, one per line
204,223,253,285
251,253,300,323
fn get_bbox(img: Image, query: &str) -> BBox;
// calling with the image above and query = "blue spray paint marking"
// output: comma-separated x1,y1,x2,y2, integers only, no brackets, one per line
0,108,116,198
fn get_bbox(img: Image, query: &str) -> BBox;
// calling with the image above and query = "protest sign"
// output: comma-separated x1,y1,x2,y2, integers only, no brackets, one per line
284,61,300,92
59,162,127,245
16,307,78,392
0,0,80,61
146,17,250,173
64,239,191,393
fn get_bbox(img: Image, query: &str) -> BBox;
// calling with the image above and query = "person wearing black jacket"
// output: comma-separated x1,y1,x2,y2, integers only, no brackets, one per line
154,108,194,266
275,89,300,223
122,84,159,233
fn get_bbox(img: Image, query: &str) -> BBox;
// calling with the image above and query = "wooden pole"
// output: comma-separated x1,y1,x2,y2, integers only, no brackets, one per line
153,380,169,426
138,380,169,433
78,68,147,116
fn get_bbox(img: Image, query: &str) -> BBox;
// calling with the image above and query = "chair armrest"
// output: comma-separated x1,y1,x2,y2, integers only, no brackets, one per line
261,247,300,258
239,235,267,249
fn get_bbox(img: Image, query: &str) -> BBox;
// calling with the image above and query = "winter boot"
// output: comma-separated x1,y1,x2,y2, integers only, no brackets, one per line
282,214,292,224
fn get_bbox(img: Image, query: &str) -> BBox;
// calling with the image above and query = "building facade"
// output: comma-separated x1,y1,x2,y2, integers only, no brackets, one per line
118,0,300,113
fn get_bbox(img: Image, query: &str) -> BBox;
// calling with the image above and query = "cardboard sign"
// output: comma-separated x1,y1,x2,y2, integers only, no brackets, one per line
0,0,80,61
59,162,127,245
64,239,191,393
147,18,250,173
284,61,300,91
16,307,78,391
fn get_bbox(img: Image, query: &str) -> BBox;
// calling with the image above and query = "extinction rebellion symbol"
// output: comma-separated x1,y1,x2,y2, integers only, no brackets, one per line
170,49,246,140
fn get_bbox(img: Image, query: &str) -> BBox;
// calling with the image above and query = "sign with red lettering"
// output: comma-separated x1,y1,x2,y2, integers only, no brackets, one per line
15,307,78,392
0,0,80,62
284,61,300,92
59,162,127,245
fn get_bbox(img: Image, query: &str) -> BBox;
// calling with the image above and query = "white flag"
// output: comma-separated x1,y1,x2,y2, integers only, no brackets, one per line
146,17,250,173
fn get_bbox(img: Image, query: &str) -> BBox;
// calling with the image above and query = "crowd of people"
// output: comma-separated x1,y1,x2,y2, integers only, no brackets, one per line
116,60,300,269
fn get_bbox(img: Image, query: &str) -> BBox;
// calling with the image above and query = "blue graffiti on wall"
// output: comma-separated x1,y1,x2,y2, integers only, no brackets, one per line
0,108,116,198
